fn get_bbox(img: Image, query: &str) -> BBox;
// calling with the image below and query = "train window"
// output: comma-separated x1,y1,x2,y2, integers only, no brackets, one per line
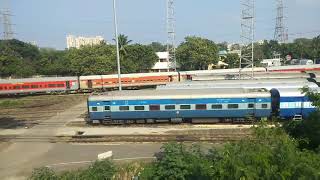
13,86,20,89
31,85,38,88
262,104,268,109
150,105,160,111
212,104,223,109
0,87,2,90
22,85,29,89
134,106,145,111
196,104,207,110
104,106,110,111
91,107,98,112
119,106,130,111
180,105,191,110
57,84,65,87
48,84,57,88
248,104,255,108
228,104,239,109
165,105,175,110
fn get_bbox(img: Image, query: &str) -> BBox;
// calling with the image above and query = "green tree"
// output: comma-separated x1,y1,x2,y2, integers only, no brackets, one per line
148,42,167,52
66,44,116,75
176,36,219,70
122,44,158,73
225,53,239,68
116,34,133,55
80,160,116,180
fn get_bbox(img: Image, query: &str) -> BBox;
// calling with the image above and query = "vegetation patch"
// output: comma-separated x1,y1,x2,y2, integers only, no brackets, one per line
29,122,320,180
0,99,24,108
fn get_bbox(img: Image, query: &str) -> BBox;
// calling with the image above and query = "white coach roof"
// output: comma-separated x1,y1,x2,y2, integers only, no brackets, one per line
89,88,271,101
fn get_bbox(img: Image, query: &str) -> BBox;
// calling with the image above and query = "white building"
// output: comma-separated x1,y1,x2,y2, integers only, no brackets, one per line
66,35,105,49
150,52,175,72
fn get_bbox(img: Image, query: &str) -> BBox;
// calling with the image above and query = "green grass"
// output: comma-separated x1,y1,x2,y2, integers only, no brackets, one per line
0,99,25,108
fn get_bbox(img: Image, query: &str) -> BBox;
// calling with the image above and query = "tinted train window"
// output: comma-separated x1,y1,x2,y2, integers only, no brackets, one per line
180,105,191,110
262,104,268,108
31,85,38,88
196,104,207,110
91,107,98,112
48,84,57,88
22,85,29,89
104,106,110,111
149,105,160,111
165,105,175,110
13,86,20,89
228,104,239,109
212,104,223,109
57,84,65,87
248,104,254,108
119,106,130,111
134,106,145,111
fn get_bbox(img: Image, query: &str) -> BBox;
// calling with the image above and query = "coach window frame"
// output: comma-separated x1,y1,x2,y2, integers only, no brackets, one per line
165,105,176,110
261,104,268,109
119,106,130,111
180,105,191,110
134,106,145,111
91,107,98,112
228,104,239,109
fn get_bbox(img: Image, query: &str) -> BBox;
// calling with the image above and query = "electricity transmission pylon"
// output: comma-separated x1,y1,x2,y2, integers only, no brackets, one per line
166,0,177,71
239,0,255,79
0,8,14,40
274,0,288,43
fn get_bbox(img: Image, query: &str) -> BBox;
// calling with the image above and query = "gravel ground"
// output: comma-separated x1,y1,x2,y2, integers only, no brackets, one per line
0,94,88,129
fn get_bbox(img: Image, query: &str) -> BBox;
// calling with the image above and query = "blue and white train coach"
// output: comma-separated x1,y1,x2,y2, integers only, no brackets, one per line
87,89,273,124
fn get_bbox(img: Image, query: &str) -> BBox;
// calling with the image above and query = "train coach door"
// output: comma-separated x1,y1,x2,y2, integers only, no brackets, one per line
66,81,70,90
247,98,256,117
88,80,93,89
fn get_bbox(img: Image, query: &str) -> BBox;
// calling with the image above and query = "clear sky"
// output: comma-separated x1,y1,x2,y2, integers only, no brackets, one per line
2,0,320,49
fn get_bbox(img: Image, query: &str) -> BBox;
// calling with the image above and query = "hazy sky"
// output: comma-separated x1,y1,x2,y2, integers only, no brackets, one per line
3,0,320,49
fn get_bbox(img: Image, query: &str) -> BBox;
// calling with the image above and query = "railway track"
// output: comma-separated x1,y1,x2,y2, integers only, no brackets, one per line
0,133,251,143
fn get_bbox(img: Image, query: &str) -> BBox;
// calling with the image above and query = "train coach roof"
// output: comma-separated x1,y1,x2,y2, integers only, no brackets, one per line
88,88,271,101
164,78,311,86
0,76,78,83
276,88,320,97
157,82,318,90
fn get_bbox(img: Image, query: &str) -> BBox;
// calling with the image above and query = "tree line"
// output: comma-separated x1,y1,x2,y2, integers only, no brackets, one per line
1,35,319,78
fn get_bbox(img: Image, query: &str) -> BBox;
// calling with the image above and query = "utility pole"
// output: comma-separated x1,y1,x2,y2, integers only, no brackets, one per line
239,0,255,79
166,0,177,71
274,0,288,43
0,8,14,40
113,0,122,91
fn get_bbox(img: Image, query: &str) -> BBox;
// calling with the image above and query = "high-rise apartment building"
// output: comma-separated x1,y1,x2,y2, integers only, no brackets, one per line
66,35,104,49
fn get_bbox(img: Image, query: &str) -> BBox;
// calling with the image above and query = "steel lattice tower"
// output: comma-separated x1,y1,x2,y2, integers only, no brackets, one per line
166,0,177,71
0,8,14,40
239,0,255,79
274,0,288,43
